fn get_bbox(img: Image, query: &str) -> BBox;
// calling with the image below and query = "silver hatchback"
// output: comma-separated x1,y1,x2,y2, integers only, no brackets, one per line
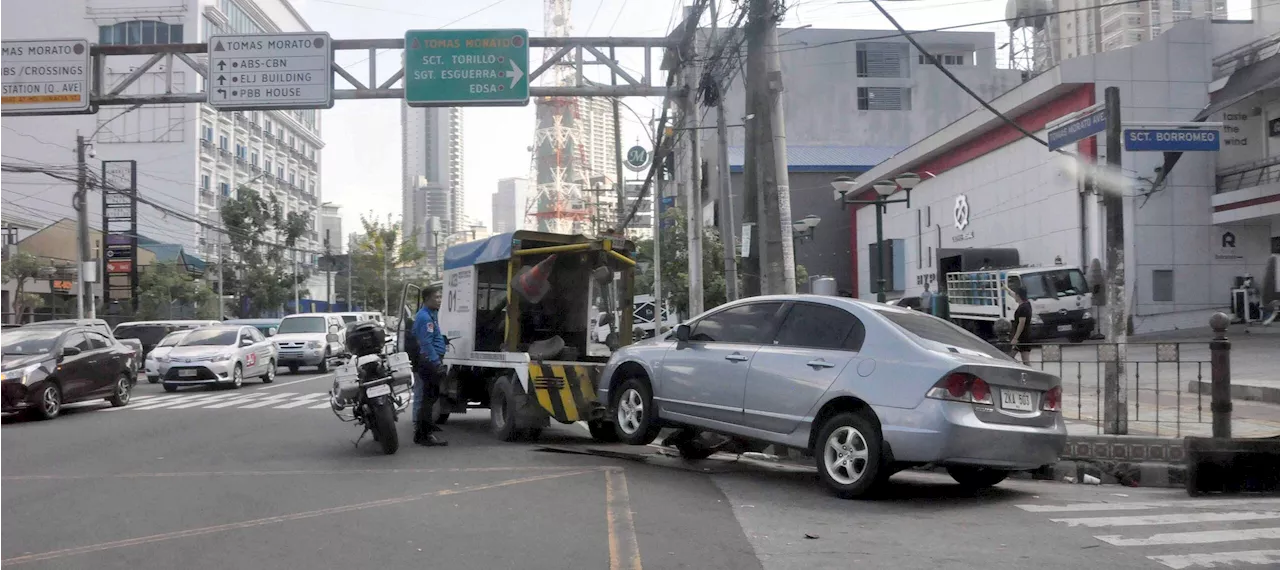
597,295,1067,499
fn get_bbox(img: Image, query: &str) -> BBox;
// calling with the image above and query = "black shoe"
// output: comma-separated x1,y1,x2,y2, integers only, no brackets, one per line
412,423,425,445
427,424,443,433
421,434,448,447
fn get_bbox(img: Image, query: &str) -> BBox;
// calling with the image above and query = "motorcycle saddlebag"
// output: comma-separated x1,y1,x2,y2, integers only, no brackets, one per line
333,377,362,405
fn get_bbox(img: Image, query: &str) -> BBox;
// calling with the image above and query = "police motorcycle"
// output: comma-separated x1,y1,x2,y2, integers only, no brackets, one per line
328,320,414,455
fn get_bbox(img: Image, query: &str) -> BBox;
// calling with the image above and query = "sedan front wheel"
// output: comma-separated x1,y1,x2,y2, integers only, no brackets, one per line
815,411,887,499
108,374,132,407
30,383,62,420
613,378,660,445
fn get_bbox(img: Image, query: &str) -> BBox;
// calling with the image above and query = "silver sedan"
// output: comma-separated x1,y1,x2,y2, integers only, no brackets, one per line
159,326,278,391
597,294,1067,499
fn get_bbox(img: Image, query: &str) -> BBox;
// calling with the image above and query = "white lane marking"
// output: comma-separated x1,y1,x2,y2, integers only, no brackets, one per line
164,393,241,409
272,393,328,409
258,374,328,391
100,394,165,411
203,393,267,409
1096,527,1280,547
308,401,333,409
237,392,298,409
130,395,205,410
1017,499,1280,513
1148,549,1280,569
1052,511,1280,528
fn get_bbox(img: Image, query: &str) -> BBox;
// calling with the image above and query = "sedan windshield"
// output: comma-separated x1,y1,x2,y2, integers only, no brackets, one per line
157,331,191,348
180,329,238,347
873,309,1009,360
277,316,325,334
1,329,63,355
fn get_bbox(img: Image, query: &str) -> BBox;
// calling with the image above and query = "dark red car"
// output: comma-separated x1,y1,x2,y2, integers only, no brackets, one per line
1,326,136,420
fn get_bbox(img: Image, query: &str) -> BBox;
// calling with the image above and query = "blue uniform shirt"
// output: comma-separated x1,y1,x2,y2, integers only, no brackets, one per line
413,306,446,364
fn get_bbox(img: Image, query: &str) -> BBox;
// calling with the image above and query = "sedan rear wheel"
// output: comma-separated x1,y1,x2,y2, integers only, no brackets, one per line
108,374,132,407
947,466,1009,489
31,383,62,420
815,412,887,499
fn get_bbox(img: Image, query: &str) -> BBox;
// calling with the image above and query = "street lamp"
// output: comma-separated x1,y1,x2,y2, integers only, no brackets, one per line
833,172,920,303
792,214,821,242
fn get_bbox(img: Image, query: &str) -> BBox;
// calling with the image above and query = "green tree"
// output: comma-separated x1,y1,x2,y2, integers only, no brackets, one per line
219,187,311,317
135,262,218,320
633,207,807,319
3,252,46,323
344,213,426,314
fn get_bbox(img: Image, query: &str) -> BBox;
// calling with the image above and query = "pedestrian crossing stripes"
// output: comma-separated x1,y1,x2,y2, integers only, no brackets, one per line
1016,498,1280,568
107,392,338,411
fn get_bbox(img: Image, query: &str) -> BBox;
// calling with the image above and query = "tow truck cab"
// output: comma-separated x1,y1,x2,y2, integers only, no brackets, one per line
411,231,636,440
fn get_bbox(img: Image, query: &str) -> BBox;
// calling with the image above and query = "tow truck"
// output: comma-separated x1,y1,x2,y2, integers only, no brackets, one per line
395,231,636,442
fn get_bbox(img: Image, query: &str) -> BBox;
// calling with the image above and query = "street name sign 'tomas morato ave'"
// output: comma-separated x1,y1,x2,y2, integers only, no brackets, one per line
0,39,91,116
404,29,530,107
207,32,334,111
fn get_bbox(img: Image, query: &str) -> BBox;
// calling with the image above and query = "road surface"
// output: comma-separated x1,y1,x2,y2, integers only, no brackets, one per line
3,370,1277,569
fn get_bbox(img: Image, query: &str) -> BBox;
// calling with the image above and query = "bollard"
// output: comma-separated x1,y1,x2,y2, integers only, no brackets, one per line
1209,312,1232,439
993,318,1013,355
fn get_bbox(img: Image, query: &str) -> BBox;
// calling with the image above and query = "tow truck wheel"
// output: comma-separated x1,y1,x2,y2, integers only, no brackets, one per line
489,375,521,442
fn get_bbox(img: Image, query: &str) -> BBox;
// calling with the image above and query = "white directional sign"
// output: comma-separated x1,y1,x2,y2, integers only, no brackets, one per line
207,32,333,111
1,39,92,116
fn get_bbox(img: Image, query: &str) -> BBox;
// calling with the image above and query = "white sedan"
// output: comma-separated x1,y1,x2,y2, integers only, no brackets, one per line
144,329,193,384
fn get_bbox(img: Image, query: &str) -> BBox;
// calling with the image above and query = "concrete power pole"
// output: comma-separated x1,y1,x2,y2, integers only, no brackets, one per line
711,0,739,302
75,135,90,319
685,18,704,316
612,47,626,229
745,0,795,295
1102,85,1128,435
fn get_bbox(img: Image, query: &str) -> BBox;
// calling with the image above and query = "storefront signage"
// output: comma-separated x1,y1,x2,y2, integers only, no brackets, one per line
1216,230,1244,261
1123,128,1221,152
953,195,970,230
1047,108,1107,151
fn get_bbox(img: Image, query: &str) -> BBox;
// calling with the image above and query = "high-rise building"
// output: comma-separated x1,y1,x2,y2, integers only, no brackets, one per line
491,177,532,233
1029,0,1224,71
576,98,618,184
0,0,324,268
319,203,343,255
402,104,463,255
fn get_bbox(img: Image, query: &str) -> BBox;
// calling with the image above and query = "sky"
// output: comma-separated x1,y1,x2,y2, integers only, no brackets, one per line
293,0,1250,239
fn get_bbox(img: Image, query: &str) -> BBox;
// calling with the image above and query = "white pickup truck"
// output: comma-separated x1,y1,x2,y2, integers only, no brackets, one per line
944,266,1095,343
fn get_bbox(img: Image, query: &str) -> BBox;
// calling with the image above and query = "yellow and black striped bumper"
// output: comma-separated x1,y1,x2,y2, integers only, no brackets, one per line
527,363,603,424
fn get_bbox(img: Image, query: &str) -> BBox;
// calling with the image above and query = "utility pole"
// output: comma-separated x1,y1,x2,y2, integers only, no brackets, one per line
612,46,626,230
745,0,795,295
684,18,704,316
216,236,225,320
652,111,664,326
712,0,739,302
293,255,300,314
767,11,795,295
324,237,332,312
1102,85,1128,435
75,135,90,319
741,0,767,297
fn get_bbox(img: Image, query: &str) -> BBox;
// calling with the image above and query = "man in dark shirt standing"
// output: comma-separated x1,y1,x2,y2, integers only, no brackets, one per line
411,286,448,447
1010,286,1033,365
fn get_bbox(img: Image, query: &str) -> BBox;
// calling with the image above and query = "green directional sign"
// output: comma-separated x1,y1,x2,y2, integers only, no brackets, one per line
404,29,530,107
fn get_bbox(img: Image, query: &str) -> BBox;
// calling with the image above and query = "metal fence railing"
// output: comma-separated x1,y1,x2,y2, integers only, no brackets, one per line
1024,342,1215,438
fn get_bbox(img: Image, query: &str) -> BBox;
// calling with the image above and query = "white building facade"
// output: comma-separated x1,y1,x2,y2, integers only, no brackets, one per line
1031,0,1228,72
845,19,1279,334
576,97,618,184
1,0,323,269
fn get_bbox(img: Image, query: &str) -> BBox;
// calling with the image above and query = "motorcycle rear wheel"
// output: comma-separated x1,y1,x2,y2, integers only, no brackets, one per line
372,402,398,455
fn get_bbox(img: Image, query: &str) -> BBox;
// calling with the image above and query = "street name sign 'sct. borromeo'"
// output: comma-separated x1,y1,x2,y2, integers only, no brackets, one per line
207,32,334,111
1,39,92,116
404,29,530,107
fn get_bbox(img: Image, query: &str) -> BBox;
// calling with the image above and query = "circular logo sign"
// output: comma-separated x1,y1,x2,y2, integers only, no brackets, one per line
625,145,650,172
954,195,970,230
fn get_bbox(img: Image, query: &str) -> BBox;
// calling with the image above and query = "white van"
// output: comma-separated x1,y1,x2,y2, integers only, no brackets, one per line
272,313,346,373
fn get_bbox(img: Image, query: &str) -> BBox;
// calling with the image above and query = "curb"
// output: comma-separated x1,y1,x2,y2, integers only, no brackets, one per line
917,459,1187,488
1187,379,1280,404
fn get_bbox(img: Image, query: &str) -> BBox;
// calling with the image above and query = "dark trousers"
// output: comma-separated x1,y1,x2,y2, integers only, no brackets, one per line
412,361,443,427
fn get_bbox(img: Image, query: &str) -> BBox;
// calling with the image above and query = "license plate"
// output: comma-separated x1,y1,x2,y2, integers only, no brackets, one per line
179,369,197,377
1000,389,1035,412
1057,324,1073,332
366,384,391,398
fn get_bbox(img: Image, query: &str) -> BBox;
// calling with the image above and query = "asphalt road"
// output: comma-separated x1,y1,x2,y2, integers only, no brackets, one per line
4,370,1279,570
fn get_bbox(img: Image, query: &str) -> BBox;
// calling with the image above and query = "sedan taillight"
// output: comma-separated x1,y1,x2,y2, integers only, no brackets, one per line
1042,385,1062,412
927,373,992,405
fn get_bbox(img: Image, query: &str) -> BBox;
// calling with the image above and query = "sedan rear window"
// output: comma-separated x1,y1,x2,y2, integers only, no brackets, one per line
773,303,865,351
873,309,1007,359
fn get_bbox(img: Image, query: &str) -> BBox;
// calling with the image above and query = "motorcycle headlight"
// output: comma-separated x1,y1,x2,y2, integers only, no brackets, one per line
211,353,234,362
0,363,41,384
307,341,322,349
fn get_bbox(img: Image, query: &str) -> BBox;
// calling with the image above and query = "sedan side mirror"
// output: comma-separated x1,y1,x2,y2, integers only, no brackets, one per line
675,324,691,343
326,333,339,343
240,338,254,347
267,327,277,337
61,346,82,358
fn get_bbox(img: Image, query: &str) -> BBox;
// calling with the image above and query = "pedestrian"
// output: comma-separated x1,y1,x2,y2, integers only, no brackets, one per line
1009,286,1032,365
920,281,934,315
411,285,448,447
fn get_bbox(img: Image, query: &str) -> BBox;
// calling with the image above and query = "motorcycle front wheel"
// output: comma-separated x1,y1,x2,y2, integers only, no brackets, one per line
372,401,399,455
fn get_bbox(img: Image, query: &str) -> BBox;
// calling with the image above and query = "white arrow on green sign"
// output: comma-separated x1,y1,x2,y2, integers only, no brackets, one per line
404,29,530,107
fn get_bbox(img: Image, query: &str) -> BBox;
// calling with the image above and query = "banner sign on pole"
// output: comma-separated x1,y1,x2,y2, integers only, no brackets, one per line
101,160,138,309
1047,107,1107,151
